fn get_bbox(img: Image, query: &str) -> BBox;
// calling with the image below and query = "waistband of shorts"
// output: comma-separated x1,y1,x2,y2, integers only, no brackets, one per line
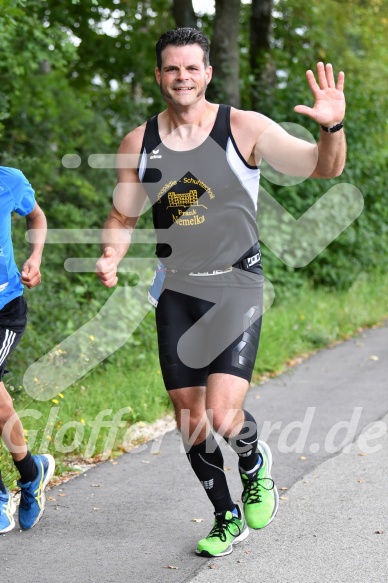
166,249,262,277
169,266,234,277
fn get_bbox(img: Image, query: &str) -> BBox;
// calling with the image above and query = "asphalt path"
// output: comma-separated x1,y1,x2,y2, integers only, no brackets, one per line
1,322,387,583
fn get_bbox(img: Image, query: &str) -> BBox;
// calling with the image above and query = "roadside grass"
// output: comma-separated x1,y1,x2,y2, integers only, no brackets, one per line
254,270,388,380
1,269,387,488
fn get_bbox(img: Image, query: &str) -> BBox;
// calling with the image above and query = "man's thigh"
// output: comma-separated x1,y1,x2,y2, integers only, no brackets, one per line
177,282,263,382
0,296,28,380
156,280,263,389
155,288,212,390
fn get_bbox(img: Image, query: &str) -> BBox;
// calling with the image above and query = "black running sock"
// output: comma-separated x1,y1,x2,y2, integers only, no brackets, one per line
186,435,235,514
13,452,38,484
0,471,7,494
225,410,261,473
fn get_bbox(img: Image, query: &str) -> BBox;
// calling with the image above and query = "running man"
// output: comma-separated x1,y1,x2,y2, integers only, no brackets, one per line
0,166,55,533
96,28,346,556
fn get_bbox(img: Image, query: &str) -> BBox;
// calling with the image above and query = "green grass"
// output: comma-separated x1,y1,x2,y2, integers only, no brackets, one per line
1,269,387,488
254,270,388,380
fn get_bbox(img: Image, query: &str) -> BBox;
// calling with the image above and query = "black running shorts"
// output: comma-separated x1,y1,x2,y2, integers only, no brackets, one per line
0,295,28,380
155,271,263,389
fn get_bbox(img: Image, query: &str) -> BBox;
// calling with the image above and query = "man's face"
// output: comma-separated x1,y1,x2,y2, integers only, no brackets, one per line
155,44,212,105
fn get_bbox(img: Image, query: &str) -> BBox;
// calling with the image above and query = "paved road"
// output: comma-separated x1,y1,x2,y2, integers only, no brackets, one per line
1,322,387,583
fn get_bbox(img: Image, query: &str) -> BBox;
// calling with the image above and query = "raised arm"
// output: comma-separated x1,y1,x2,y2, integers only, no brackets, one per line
96,125,148,288
231,62,346,180
22,202,47,289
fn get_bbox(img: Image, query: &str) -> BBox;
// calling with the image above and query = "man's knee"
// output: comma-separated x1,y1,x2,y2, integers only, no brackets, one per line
211,408,244,438
177,409,208,443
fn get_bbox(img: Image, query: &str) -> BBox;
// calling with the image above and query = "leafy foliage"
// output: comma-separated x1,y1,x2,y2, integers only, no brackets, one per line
0,0,387,410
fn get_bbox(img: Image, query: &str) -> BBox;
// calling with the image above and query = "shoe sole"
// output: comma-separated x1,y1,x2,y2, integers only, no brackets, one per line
195,523,250,557
22,454,55,530
246,440,279,529
0,497,16,534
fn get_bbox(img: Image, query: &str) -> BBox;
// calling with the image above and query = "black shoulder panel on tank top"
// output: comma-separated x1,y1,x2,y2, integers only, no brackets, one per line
208,104,230,151
141,115,160,154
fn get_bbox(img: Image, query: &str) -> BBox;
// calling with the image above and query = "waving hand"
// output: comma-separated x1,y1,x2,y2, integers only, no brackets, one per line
294,63,345,128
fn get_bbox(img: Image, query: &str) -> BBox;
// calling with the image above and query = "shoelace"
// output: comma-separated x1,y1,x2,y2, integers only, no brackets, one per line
207,514,241,542
242,476,275,505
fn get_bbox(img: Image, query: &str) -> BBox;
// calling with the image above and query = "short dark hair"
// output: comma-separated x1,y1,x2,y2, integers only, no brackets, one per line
155,28,211,70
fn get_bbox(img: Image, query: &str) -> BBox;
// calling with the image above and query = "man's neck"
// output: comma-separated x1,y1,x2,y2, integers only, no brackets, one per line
158,100,219,150
161,99,218,128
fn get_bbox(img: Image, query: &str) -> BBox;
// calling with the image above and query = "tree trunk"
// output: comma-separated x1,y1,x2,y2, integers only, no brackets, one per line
208,0,241,108
172,0,197,29
249,0,275,113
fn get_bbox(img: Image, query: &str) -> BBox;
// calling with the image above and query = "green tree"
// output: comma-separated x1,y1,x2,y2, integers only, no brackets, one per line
249,0,274,113
258,0,388,288
172,0,197,28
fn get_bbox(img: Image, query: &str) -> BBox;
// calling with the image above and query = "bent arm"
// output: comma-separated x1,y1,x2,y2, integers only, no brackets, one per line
233,62,346,180
96,126,148,287
22,203,47,288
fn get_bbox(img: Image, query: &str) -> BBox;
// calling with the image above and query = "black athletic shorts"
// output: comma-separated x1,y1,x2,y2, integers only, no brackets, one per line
155,269,263,389
0,295,28,380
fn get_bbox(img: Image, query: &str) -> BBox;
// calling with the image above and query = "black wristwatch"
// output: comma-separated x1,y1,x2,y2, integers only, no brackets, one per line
320,122,344,133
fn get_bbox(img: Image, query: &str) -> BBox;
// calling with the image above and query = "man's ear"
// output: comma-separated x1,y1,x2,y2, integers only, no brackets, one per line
205,65,213,85
155,67,161,85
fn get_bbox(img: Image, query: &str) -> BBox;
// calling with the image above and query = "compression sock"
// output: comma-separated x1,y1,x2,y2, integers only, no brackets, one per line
186,434,236,514
13,451,38,484
225,410,262,473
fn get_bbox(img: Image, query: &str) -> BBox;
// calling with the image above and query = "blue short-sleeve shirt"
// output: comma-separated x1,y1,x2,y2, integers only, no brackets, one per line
0,166,36,310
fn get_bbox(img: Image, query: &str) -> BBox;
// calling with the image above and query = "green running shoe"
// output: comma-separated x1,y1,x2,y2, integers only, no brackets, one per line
240,440,279,529
196,504,249,557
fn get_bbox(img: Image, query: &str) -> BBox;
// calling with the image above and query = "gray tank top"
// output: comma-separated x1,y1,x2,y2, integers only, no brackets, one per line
138,105,261,272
